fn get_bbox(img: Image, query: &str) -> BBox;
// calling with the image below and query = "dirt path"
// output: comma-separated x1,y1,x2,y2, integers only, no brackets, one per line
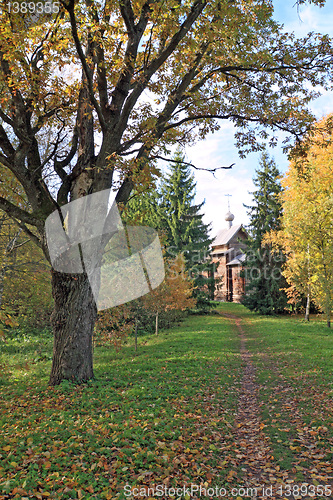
222,313,279,499
220,313,333,500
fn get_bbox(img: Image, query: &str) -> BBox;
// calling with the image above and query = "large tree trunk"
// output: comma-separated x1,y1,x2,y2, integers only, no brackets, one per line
49,269,97,385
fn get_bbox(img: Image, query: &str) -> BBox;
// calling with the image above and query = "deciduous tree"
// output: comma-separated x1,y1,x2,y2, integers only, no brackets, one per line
277,116,333,327
141,253,196,334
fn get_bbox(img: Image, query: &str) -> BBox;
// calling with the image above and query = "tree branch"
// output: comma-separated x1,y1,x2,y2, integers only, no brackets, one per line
54,126,79,171
0,197,42,229
0,124,15,159
66,1,107,132
0,109,15,128
119,0,136,36
0,51,30,143
117,0,207,136
0,152,13,169
108,0,152,124
85,0,110,117
164,113,280,132
151,155,234,174
9,218,43,249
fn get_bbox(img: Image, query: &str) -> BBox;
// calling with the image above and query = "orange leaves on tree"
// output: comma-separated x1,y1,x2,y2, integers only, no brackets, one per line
141,254,196,315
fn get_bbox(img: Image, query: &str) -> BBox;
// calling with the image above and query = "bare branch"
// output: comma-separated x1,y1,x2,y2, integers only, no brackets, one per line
152,154,234,174
0,197,42,229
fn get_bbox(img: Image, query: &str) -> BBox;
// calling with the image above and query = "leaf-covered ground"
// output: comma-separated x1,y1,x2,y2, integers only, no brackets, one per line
0,305,332,499
221,306,333,500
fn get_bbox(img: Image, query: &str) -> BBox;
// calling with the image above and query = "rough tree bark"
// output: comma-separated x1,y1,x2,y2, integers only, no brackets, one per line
49,270,97,385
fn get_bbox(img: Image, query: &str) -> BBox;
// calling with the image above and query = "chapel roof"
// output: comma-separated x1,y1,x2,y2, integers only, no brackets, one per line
212,224,245,247
227,253,246,266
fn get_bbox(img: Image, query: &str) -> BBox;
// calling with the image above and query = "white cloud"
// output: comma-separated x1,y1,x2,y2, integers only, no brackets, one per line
310,90,333,119
184,128,255,236
195,170,254,237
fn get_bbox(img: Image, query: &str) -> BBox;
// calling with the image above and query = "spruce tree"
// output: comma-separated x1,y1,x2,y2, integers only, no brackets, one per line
125,152,215,310
158,151,215,310
242,152,288,314
124,185,160,228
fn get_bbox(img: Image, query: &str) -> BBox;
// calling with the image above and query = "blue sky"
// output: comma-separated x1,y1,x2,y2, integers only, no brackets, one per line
185,1,333,236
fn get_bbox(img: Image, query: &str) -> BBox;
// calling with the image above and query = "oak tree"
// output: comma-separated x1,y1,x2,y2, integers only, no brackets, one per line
0,0,332,383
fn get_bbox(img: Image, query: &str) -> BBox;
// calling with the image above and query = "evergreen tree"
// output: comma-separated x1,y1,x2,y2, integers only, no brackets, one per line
124,185,160,228
158,152,215,310
242,152,288,315
125,151,215,310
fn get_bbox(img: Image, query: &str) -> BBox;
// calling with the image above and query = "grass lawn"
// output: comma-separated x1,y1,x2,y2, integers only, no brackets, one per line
0,313,242,499
0,305,332,499
221,303,333,486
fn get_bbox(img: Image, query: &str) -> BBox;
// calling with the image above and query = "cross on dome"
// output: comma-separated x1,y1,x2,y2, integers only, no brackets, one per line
224,194,234,228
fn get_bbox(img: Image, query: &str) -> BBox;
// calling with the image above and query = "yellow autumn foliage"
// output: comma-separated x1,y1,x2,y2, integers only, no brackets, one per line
273,114,333,325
